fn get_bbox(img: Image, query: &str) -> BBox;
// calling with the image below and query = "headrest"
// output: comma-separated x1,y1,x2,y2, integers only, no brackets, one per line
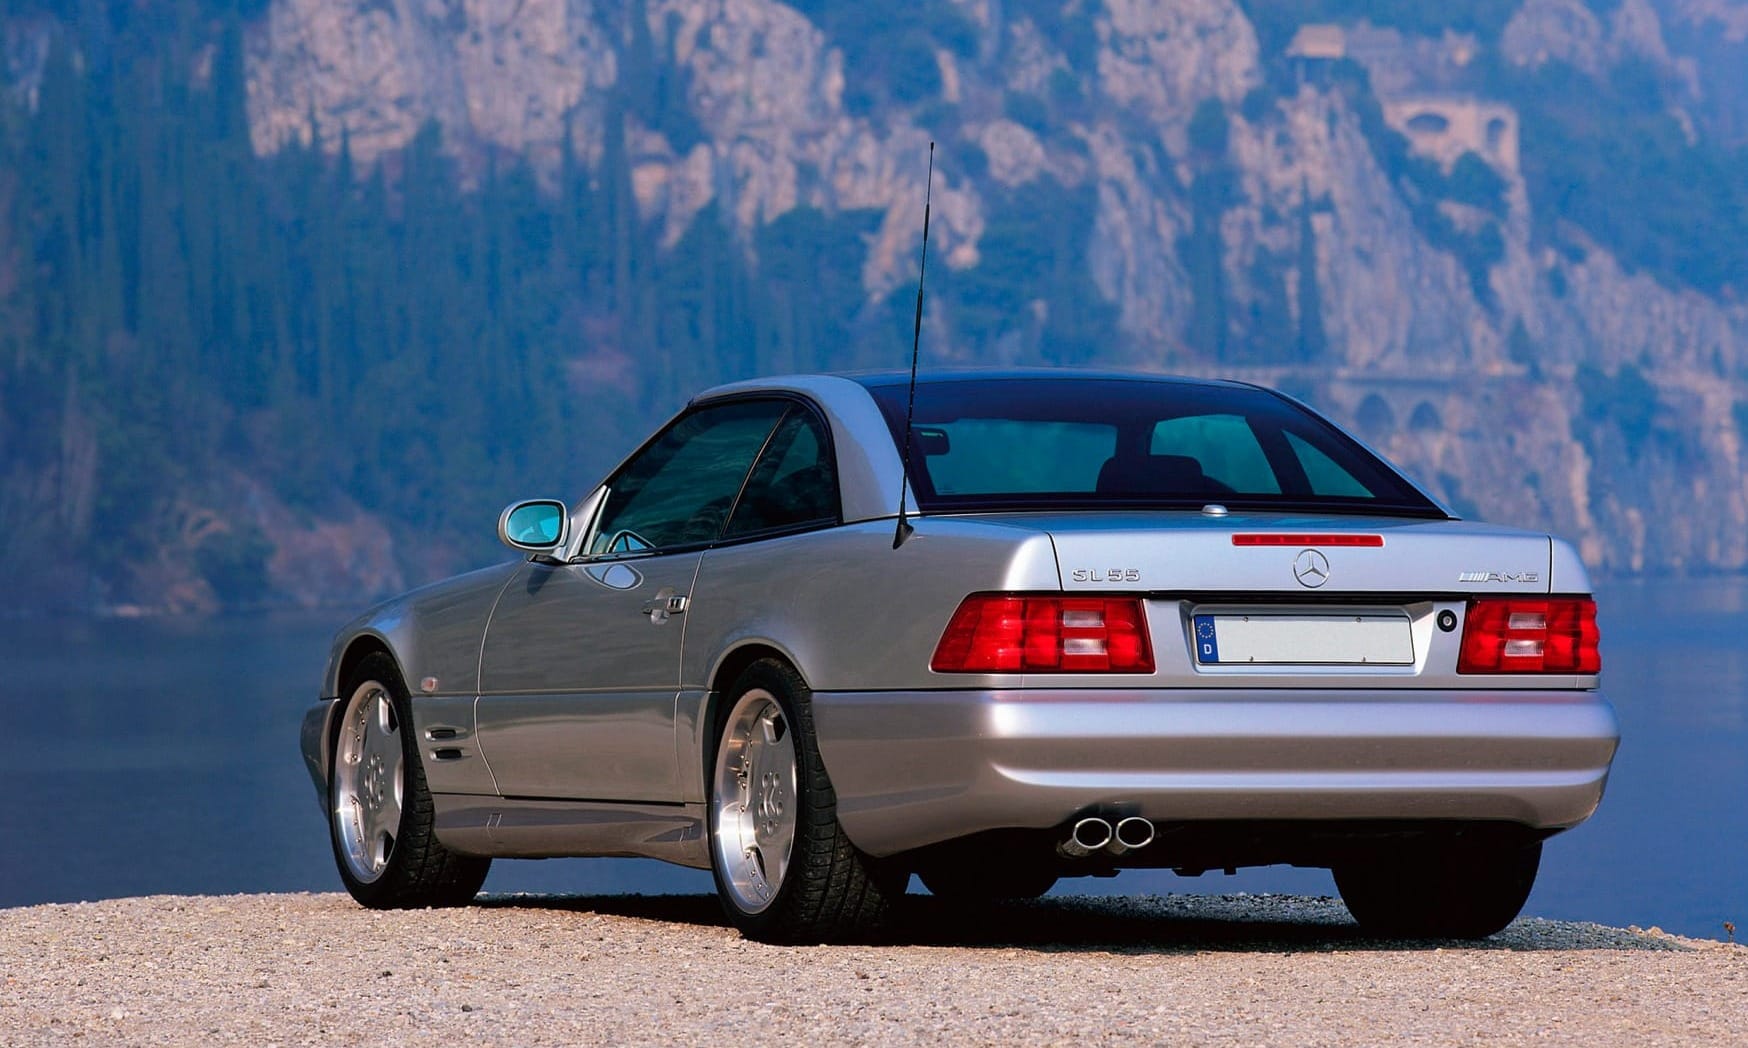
1095,453,1208,495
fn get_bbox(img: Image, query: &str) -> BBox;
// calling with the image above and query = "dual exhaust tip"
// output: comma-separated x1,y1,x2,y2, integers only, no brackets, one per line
1059,815,1155,858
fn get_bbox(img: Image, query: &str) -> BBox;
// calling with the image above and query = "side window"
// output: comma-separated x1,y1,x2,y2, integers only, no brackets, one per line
591,400,788,555
723,407,840,538
1151,414,1280,494
1285,431,1374,498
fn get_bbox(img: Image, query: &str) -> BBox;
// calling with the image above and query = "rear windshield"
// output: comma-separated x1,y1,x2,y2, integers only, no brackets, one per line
864,377,1445,517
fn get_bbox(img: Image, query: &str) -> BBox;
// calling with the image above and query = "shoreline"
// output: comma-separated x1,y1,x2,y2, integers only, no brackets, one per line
3,892,1743,1045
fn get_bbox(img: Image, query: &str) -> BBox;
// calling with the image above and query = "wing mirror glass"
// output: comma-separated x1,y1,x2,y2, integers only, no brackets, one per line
497,499,570,554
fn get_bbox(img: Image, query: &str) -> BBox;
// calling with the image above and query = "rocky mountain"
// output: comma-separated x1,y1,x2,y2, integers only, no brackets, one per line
2,0,1746,613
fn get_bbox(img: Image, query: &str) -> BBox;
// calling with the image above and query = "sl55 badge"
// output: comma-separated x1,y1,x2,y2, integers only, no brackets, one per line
1071,568,1141,583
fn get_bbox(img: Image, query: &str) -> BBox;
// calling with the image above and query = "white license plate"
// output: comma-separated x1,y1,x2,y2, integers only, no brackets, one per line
1192,612,1414,665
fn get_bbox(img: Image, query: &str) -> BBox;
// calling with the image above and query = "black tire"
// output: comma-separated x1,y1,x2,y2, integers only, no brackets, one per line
1334,840,1542,940
706,659,904,943
917,861,1058,901
328,653,490,908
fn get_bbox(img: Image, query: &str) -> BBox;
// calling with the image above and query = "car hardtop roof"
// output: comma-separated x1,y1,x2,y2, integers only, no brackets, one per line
697,368,1262,401
848,367,1257,391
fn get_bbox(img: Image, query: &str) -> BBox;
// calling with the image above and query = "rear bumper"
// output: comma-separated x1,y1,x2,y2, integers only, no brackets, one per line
810,688,1618,857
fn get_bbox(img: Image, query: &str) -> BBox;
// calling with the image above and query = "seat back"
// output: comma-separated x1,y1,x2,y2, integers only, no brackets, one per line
1095,453,1209,496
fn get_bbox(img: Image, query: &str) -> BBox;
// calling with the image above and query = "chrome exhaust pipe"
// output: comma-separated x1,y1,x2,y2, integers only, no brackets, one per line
1109,816,1156,855
1058,817,1114,858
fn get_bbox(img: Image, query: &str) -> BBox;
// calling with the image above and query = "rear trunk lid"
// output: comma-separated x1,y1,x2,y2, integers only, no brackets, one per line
989,511,1553,596
928,511,1596,689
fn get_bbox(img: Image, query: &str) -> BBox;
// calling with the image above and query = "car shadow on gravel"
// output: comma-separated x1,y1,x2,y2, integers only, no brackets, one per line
477,893,1689,954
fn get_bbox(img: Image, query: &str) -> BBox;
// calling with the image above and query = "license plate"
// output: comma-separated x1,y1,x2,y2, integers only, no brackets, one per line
1192,613,1414,665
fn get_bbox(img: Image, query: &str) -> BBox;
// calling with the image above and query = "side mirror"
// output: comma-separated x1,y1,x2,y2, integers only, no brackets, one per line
497,499,570,555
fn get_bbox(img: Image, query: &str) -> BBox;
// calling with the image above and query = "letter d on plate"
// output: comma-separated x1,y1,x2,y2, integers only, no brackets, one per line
1193,614,1220,664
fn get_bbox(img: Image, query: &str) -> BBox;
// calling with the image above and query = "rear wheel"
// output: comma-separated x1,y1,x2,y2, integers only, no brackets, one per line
707,659,902,942
329,653,490,908
1335,840,1542,940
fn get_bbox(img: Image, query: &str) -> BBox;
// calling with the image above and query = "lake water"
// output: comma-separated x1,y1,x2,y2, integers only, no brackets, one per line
1,578,1742,940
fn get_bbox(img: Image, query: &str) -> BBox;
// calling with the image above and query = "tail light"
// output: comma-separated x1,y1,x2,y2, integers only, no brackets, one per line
1231,534,1384,547
931,594,1154,673
1457,597,1600,674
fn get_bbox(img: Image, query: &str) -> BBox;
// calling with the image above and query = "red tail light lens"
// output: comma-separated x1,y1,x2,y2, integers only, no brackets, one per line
931,595,1155,673
1457,598,1601,674
1231,534,1384,547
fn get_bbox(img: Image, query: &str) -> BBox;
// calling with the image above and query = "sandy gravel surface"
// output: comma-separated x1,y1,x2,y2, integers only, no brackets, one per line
0,892,1742,1046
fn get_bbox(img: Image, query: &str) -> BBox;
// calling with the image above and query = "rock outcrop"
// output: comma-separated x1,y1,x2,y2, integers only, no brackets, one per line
232,0,1748,579
5,0,1738,611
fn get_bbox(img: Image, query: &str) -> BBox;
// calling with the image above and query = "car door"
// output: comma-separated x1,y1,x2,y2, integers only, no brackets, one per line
679,403,843,692
475,398,791,802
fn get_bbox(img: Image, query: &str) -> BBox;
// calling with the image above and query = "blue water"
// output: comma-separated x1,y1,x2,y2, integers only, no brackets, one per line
0,578,1742,939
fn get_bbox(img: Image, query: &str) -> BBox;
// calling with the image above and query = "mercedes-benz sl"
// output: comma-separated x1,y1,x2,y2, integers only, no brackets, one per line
300,370,1616,942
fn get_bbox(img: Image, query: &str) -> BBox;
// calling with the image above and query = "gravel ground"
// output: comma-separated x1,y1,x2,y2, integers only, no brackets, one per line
0,892,1743,1046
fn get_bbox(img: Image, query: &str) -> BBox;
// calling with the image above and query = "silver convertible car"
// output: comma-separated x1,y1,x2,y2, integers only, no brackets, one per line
300,370,1616,942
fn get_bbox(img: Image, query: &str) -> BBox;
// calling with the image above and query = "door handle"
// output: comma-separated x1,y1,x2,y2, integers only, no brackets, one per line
641,592,688,623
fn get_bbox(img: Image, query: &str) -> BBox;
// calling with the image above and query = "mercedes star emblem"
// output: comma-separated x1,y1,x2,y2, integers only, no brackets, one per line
1293,549,1331,588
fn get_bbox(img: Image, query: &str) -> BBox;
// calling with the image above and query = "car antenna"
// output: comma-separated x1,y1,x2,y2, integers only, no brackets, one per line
894,141,934,550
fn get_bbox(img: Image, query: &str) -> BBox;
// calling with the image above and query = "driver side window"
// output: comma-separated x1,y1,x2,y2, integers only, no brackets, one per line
590,400,788,556
722,407,839,538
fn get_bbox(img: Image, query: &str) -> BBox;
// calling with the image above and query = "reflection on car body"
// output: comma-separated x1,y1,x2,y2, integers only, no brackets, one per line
301,370,1617,943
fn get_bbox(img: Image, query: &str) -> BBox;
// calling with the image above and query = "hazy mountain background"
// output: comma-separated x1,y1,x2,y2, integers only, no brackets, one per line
2,0,1745,614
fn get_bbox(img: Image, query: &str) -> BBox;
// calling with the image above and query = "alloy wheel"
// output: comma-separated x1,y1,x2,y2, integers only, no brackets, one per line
711,688,799,914
332,679,404,884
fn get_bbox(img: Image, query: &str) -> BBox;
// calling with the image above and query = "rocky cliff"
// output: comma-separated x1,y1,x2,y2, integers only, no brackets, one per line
234,0,1748,578
4,0,1747,613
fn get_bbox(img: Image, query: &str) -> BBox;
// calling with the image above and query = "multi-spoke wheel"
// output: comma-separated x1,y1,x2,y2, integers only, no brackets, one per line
706,659,903,943
327,653,490,908
333,678,406,884
712,688,799,914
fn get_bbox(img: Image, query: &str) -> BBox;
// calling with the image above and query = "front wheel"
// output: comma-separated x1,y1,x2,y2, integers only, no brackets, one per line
1334,839,1542,940
707,659,902,943
328,653,490,908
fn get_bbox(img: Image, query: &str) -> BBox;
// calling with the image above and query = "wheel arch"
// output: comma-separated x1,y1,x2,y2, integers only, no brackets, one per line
700,641,807,784
326,636,404,766
335,634,399,698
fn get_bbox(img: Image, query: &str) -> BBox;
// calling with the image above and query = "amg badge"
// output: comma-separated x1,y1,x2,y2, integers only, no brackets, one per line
1458,571,1541,583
